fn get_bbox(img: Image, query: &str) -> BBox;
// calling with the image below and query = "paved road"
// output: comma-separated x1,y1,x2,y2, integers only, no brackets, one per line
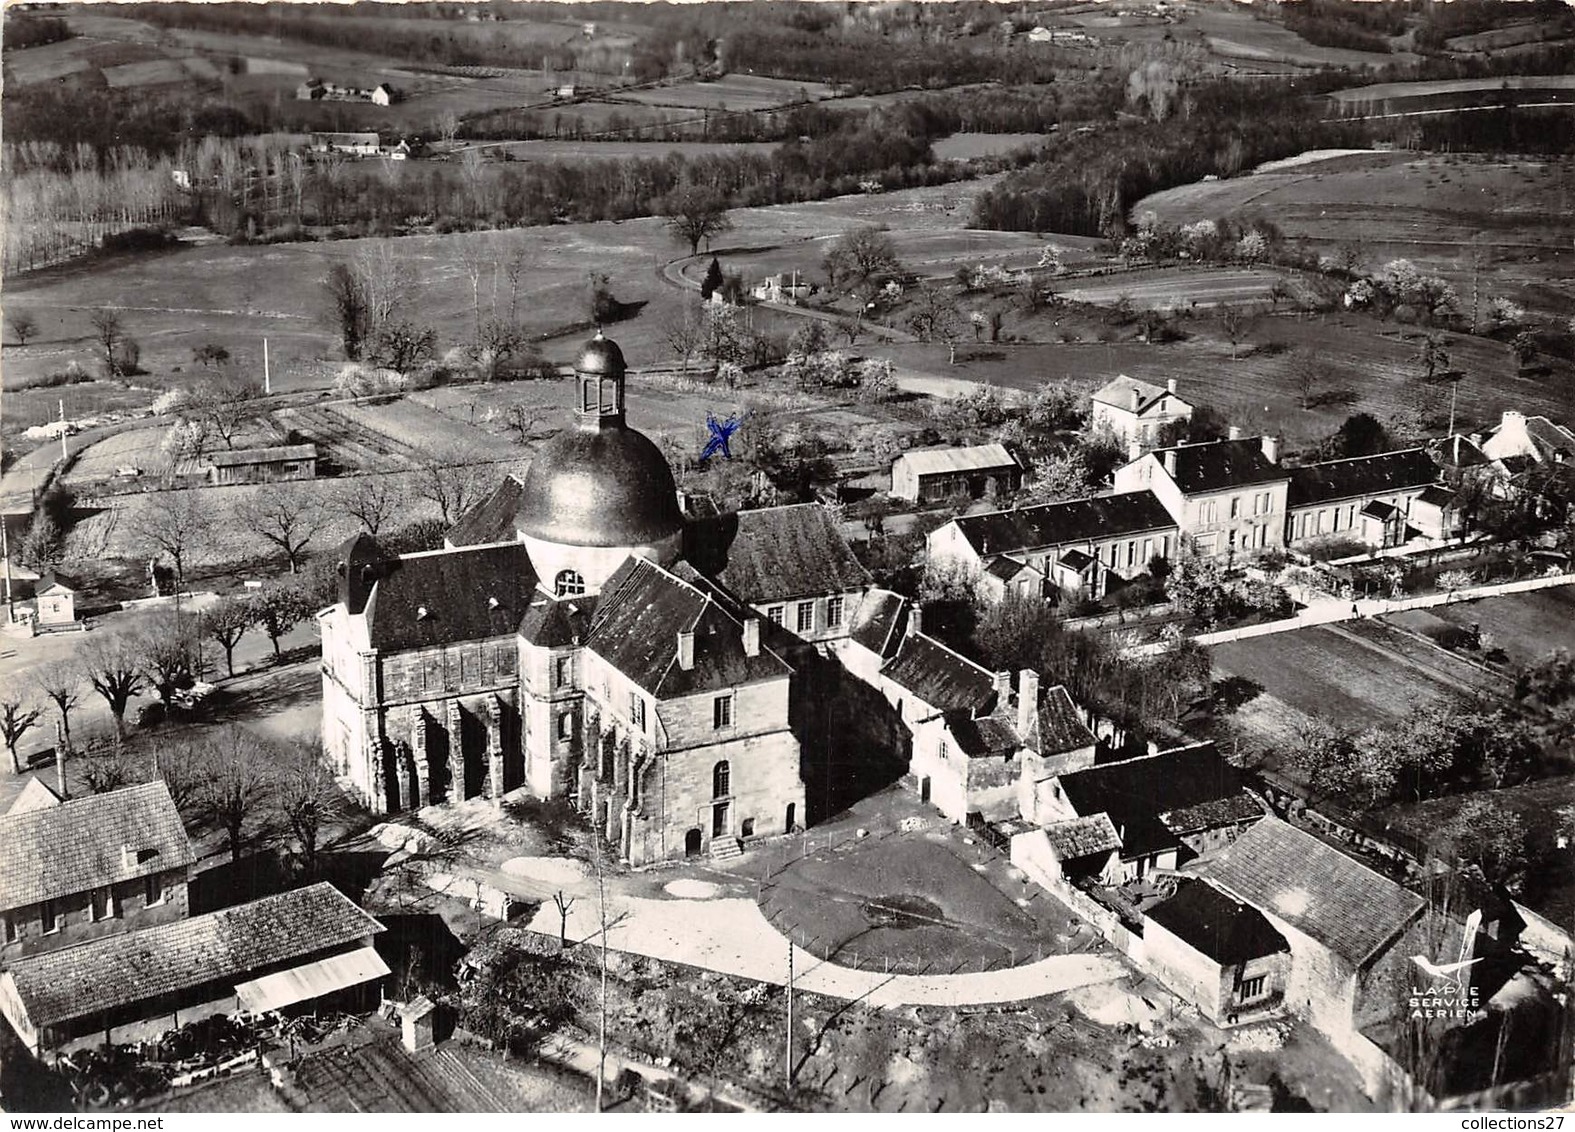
523,891,1126,1009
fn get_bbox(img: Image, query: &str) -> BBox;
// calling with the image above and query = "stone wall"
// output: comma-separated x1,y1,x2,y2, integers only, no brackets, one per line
1,868,189,962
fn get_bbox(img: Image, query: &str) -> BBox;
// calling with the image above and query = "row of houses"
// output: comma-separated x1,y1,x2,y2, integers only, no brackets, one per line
296,79,399,105
308,133,418,160
0,783,388,1060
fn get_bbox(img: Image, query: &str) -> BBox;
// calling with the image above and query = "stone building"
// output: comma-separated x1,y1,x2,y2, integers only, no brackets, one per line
1089,375,1193,451
1113,434,1291,561
320,334,821,863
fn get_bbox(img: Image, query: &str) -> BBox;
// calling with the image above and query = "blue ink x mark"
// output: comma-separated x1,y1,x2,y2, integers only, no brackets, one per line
700,411,743,461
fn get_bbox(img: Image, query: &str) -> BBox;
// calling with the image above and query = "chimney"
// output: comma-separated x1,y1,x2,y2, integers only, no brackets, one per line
1131,387,1142,410
1162,449,1177,477
1017,669,1039,738
55,737,67,800
908,605,923,637
1166,377,1177,395
993,670,1011,701
742,617,760,658
1468,433,1483,449
677,628,695,671
1261,434,1280,464
1227,425,1244,441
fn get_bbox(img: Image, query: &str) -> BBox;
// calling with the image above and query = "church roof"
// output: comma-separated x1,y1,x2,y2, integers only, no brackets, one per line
586,558,790,699
516,425,683,549
363,543,537,651
518,592,596,648
690,503,871,604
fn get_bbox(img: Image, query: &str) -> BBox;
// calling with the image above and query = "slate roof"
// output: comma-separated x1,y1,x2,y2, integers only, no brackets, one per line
1159,792,1266,837
1523,415,1575,459
952,491,1176,558
517,592,596,648
0,782,193,911
850,588,908,659
949,712,1020,758
1091,375,1188,414
363,543,537,651
881,632,997,715
1146,879,1289,965
1430,434,1490,470
1043,814,1123,860
1362,500,1398,521
586,557,791,698
1286,449,1438,508
1416,485,1458,509
1025,684,1098,756
1204,816,1427,968
206,444,318,468
1058,548,1096,571
985,555,1030,580
4,883,384,1027
1151,438,1289,495
1054,743,1251,859
689,503,871,604
895,444,1019,478
446,474,525,548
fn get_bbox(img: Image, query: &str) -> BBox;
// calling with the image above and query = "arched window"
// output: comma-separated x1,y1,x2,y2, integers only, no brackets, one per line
555,569,585,598
713,760,730,799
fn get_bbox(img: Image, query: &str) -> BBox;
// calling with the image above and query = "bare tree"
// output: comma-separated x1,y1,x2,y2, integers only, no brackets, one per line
274,739,343,877
136,617,198,704
662,305,704,375
436,110,461,150
202,727,274,863
237,483,326,573
337,476,405,537
188,373,265,450
1218,304,1249,360
416,460,483,527
128,489,208,591
80,634,146,737
31,661,80,751
552,889,576,947
89,307,125,374
0,696,43,774
8,312,37,347
154,734,212,813
198,596,254,678
660,185,734,256
906,286,960,349
823,226,902,298
247,582,315,660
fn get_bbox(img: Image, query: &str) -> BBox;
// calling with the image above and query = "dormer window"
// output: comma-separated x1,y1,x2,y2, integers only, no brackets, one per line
416,606,429,620
555,570,585,598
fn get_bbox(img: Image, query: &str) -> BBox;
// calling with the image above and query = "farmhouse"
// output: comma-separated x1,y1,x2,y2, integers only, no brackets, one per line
0,884,386,1060
0,783,193,963
206,443,319,485
1113,434,1290,560
751,274,813,304
1089,375,1193,451
1284,448,1442,550
890,443,1023,504
926,491,1178,603
310,131,382,157
1480,409,1575,469
297,78,399,105
1143,878,1292,1027
320,335,839,864
33,574,77,626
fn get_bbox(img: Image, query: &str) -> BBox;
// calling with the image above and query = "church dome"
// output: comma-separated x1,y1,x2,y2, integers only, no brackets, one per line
514,334,683,550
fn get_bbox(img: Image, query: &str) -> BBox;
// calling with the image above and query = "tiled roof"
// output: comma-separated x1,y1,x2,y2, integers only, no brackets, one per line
1025,684,1098,756
363,543,538,651
881,632,997,715
517,591,595,649
4,883,384,1027
6,778,62,816
1361,500,1398,521
1146,879,1289,965
1091,375,1187,414
952,491,1176,558
1287,449,1438,508
1159,792,1266,836
0,782,193,911
1054,743,1250,859
985,555,1030,580
446,474,525,548
689,503,871,604
1523,416,1575,459
1429,434,1490,470
850,589,908,659
1043,814,1122,860
1416,485,1457,509
1204,816,1426,968
1151,438,1289,494
894,444,1019,478
206,444,318,467
949,712,1019,758
587,558,791,698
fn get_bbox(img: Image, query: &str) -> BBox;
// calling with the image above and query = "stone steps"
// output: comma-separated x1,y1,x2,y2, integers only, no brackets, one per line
710,837,742,861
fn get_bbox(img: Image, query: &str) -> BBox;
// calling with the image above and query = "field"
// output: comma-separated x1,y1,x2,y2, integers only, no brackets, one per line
1383,585,1575,671
1135,152,1575,320
1058,266,1320,311
1208,619,1501,754
930,133,1050,161
611,74,838,112
1328,74,1575,110
482,138,778,162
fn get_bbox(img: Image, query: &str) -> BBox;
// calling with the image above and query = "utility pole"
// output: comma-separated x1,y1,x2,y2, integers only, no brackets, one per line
263,337,271,395
785,940,794,1093
1448,374,1461,438
58,399,68,463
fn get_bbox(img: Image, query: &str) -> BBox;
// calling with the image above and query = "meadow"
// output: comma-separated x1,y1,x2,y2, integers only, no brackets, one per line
1384,586,1575,671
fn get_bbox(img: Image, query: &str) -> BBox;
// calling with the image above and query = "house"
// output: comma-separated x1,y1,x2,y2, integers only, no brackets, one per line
0,883,387,1060
297,79,398,105
1023,742,1266,882
927,491,1178,603
977,555,1045,604
1202,817,1427,1047
751,274,813,304
890,444,1022,504
1112,434,1290,560
1143,878,1292,1027
1410,484,1466,542
688,502,873,647
554,84,577,99
207,443,318,485
1089,375,1193,451
321,335,815,865
1480,410,1575,468
371,83,395,106
310,132,383,157
0,782,194,962
1284,448,1442,550
33,575,76,626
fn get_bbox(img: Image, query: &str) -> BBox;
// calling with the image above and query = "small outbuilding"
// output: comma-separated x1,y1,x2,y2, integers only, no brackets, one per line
207,444,318,485
1143,878,1291,1026
890,444,1022,504
33,575,77,626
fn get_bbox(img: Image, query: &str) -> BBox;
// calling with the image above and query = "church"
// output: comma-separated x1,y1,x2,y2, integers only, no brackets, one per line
319,334,872,864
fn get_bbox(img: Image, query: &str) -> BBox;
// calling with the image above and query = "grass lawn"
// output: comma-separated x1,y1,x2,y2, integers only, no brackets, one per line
1383,585,1575,671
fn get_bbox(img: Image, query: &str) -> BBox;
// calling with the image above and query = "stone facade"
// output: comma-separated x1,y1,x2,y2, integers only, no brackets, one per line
1,867,188,963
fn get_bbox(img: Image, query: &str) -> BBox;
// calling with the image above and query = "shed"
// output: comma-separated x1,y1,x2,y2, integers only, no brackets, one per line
207,444,318,485
891,444,1021,503
33,576,76,626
